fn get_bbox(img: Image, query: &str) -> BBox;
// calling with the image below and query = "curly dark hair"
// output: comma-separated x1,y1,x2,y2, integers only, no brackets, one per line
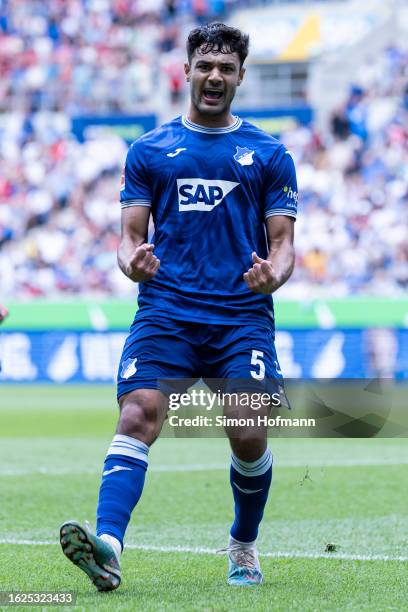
186,23,249,68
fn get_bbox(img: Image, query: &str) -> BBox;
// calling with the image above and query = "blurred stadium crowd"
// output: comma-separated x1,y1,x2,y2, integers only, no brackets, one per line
0,0,407,298
0,0,270,112
283,45,408,298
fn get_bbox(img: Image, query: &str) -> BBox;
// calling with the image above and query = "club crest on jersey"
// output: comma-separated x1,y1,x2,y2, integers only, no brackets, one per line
234,146,255,166
120,167,125,191
177,178,239,212
120,357,137,379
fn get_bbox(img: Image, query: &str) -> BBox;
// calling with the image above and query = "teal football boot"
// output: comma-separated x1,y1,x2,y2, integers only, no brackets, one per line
221,539,263,586
60,520,121,592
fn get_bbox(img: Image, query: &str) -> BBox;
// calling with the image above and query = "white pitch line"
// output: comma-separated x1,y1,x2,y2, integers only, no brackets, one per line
0,464,226,477
0,539,407,563
1,457,408,477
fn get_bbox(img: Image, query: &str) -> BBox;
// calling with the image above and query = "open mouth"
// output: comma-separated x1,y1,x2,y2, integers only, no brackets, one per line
202,89,223,103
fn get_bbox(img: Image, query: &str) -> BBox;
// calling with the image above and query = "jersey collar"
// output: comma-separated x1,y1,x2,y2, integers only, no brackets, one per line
182,115,242,134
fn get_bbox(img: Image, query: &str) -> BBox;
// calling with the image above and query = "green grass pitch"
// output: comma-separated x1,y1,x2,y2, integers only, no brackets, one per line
0,385,407,611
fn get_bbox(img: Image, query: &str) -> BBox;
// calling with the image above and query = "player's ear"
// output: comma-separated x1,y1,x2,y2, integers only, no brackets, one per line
184,63,191,82
237,67,246,86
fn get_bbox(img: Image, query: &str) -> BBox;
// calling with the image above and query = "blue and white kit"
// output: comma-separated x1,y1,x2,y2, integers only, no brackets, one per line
118,115,298,397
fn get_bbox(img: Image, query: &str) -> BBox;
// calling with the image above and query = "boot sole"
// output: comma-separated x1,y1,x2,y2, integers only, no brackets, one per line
60,521,121,592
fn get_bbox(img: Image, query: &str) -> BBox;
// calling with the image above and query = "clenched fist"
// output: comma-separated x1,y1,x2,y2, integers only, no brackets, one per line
243,252,281,294
124,243,160,283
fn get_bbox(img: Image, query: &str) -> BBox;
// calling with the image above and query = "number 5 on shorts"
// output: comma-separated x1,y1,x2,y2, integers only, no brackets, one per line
250,350,265,380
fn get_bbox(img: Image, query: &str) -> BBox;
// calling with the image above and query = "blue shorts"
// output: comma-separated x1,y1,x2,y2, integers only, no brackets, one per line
117,315,283,399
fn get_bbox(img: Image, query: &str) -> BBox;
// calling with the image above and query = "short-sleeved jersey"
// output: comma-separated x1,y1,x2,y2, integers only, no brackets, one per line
120,115,298,326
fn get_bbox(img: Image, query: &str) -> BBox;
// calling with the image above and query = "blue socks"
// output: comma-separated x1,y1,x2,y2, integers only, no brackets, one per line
96,436,272,549
96,434,149,548
230,448,273,543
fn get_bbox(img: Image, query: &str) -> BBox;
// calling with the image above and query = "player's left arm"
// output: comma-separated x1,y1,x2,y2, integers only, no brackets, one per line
244,143,298,294
243,216,295,294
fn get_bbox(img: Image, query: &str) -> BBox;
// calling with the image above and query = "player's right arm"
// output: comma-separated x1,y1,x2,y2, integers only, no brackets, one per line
118,140,159,283
117,206,160,283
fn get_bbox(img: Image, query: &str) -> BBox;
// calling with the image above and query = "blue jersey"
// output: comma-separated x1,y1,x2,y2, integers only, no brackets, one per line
120,115,298,326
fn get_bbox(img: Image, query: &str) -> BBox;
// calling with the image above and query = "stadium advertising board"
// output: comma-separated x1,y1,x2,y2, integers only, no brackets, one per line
71,115,157,143
1,329,407,383
237,106,313,136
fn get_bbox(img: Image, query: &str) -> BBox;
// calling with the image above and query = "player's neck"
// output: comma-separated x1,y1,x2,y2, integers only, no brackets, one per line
186,107,236,128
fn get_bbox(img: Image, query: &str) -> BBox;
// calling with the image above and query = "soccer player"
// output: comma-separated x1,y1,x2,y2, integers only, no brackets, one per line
60,22,297,590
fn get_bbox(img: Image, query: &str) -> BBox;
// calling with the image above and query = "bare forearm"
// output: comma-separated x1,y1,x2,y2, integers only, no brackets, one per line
244,216,295,295
118,205,159,283
267,241,295,290
117,236,145,279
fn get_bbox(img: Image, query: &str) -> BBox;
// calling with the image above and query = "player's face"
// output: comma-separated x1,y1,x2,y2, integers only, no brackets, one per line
185,47,245,122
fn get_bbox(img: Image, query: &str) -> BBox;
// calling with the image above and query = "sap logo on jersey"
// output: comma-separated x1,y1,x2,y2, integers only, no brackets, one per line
177,178,239,212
